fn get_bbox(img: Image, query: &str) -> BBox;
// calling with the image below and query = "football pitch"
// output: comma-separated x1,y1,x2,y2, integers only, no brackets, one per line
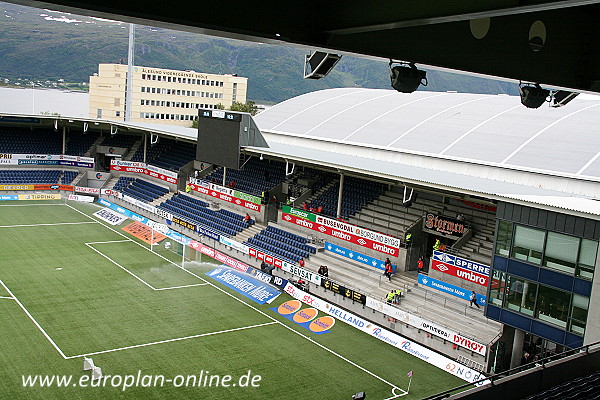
0,200,465,399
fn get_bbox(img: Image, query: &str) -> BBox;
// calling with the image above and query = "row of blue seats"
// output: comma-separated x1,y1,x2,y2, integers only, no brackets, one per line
132,180,167,198
254,233,309,259
261,230,316,253
122,186,154,203
174,193,209,208
266,225,308,244
172,194,253,226
158,204,237,237
113,177,135,192
246,237,300,263
128,185,161,202
163,199,244,232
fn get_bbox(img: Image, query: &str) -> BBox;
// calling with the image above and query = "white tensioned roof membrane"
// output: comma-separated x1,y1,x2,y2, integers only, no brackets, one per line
252,88,600,218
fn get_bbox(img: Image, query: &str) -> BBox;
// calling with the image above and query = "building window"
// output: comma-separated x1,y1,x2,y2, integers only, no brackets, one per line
220,81,224,87
511,225,545,264
536,285,570,329
506,276,537,316
97,108,102,118
115,111,121,117
577,239,598,280
543,232,578,275
141,87,146,93
569,294,589,335
489,270,507,307
142,74,146,80
233,82,237,102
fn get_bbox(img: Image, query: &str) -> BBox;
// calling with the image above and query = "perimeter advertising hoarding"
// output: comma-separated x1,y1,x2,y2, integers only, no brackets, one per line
418,274,486,306
0,153,94,168
281,206,400,257
283,283,487,385
189,179,261,212
365,296,486,355
320,278,366,305
110,160,178,185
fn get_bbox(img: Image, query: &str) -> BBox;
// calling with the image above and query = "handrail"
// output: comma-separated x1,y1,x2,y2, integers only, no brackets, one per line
420,341,600,400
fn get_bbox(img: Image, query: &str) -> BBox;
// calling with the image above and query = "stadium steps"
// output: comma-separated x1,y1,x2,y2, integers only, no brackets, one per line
124,139,144,161
236,224,263,244
149,192,171,207
303,180,338,205
84,136,104,157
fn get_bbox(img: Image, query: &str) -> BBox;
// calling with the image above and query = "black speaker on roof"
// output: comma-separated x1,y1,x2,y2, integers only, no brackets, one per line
519,84,549,108
389,62,427,93
304,51,342,79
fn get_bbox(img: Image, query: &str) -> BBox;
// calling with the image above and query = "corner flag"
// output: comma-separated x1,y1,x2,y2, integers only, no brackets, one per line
407,371,413,377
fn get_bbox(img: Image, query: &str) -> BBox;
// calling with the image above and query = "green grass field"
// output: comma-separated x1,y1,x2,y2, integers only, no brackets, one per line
0,200,465,399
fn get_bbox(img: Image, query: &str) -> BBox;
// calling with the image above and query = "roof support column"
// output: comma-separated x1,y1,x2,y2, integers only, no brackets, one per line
143,133,147,163
222,167,227,187
336,173,344,219
62,126,66,155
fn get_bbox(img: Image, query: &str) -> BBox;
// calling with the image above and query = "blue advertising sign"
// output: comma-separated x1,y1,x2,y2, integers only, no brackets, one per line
324,241,396,273
0,195,18,201
97,198,190,245
418,274,486,306
206,267,281,305
432,251,490,276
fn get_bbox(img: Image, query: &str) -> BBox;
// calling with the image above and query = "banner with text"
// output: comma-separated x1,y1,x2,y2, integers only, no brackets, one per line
110,159,178,185
431,251,490,287
423,213,466,239
281,206,400,257
365,296,486,355
418,274,486,306
206,267,281,305
283,283,487,385
189,179,261,212
0,153,94,168
324,241,396,273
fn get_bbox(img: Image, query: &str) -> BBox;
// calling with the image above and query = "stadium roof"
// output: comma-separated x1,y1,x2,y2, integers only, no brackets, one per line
251,88,600,219
2,88,599,218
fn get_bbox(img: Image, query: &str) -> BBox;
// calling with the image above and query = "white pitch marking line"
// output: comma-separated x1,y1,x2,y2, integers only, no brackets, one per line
0,221,97,228
0,279,67,359
85,243,156,291
0,204,65,207
153,283,209,291
0,295,15,300
66,321,278,359
86,240,131,245
66,204,405,393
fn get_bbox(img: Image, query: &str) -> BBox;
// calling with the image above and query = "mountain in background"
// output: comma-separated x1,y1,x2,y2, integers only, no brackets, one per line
0,2,519,104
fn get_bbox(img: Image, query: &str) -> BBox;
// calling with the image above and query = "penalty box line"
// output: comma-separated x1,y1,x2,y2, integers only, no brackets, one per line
64,204,406,394
85,242,208,291
0,221,98,228
0,279,68,359
65,321,278,359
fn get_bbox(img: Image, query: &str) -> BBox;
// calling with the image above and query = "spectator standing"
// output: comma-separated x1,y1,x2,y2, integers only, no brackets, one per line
299,259,305,268
405,232,412,247
417,256,425,273
469,291,480,308
433,238,441,252
383,259,393,281
185,183,191,193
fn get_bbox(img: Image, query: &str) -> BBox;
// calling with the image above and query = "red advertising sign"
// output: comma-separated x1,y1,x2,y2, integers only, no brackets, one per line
34,184,74,191
189,183,261,212
248,247,284,268
431,260,489,286
281,212,399,257
110,160,178,185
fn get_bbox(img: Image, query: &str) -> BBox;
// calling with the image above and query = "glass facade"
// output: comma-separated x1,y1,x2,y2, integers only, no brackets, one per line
491,219,598,338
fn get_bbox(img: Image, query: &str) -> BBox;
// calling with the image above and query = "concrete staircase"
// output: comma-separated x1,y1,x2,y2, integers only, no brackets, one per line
124,139,143,161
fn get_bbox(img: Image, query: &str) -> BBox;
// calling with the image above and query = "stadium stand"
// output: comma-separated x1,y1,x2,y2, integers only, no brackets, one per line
0,128,61,154
117,178,169,203
156,193,251,237
204,158,287,196
305,176,387,220
0,169,72,184
130,138,196,171
99,134,139,148
523,370,600,400
65,131,100,156
243,225,316,263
